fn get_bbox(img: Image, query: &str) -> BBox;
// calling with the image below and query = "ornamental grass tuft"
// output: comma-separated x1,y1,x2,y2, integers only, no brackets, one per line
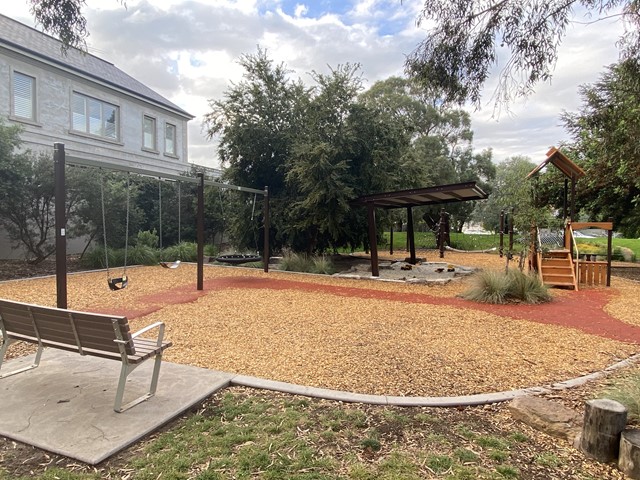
461,268,551,304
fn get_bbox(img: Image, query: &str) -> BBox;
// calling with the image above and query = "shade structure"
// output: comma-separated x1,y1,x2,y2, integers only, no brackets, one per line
352,181,488,209
351,181,489,276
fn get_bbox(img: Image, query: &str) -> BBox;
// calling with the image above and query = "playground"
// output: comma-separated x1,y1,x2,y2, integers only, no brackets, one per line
2,251,639,399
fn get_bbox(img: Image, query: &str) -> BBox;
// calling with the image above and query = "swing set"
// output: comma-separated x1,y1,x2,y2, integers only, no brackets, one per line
157,179,181,269
52,143,270,308
99,171,130,290
213,189,262,265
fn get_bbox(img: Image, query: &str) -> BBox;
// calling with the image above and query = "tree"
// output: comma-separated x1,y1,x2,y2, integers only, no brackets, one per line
406,0,640,106
202,49,309,252
27,0,125,52
562,58,640,237
0,121,94,262
473,156,557,233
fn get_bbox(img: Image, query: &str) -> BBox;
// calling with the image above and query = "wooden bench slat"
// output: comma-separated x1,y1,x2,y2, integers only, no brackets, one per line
0,298,172,412
0,301,135,356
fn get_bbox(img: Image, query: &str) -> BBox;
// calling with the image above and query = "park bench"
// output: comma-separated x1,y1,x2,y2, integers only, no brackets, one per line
0,298,172,412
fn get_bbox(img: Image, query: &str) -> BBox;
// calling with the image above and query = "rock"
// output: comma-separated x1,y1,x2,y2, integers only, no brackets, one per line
620,247,635,262
509,396,582,442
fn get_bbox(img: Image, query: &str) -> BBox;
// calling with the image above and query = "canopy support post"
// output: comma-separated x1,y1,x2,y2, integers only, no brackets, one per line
367,204,379,277
407,207,416,264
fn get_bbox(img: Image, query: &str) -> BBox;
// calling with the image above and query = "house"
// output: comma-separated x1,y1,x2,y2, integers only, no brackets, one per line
0,14,195,259
0,14,194,175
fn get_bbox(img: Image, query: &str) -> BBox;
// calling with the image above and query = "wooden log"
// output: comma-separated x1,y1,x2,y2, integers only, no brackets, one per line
620,429,640,478
580,399,627,463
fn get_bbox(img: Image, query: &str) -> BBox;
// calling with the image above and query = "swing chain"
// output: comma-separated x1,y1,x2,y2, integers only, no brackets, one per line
123,173,130,274
158,178,163,250
100,171,110,276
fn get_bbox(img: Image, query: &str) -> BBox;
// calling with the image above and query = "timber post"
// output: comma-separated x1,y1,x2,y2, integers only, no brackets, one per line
54,143,67,309
580,398,627,463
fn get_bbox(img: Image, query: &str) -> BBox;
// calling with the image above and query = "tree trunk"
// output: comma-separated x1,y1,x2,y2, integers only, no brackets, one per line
619,429,640,478
579,399,627,463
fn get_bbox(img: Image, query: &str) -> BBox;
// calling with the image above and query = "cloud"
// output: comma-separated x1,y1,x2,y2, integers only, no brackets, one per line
6,0,629,170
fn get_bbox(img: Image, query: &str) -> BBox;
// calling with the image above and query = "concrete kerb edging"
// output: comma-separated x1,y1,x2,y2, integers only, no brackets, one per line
228,352,640,407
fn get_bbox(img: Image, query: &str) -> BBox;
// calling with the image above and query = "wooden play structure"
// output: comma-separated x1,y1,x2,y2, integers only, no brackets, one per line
527,147,613,290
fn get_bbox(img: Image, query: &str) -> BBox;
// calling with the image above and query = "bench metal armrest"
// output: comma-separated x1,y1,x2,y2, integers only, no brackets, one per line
131,321,165,347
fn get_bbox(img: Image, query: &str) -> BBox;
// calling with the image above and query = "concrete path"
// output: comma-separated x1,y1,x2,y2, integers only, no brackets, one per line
0,350,233,465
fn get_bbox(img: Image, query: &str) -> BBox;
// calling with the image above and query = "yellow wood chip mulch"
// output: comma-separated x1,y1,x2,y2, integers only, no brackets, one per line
0,254,638,398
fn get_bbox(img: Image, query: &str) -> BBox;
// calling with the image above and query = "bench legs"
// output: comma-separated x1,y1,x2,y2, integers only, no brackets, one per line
0,338,43,379
114,351,164,413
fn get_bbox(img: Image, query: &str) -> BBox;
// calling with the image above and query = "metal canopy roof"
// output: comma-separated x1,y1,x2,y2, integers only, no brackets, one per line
527,146,585,180
352,181,488,209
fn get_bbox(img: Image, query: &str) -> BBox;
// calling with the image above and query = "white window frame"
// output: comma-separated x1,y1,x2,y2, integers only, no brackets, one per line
11,70,37,123
164,122,177,157
143,115,158,152
71,92,119,140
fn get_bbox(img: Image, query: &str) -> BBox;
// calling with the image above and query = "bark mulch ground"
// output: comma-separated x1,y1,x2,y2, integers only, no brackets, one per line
1,252,638,398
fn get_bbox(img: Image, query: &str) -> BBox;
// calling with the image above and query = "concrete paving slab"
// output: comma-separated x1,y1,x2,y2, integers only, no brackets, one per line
0,350,233,465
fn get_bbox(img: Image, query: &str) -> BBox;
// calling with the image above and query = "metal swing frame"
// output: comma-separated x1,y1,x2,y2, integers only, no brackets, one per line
53,144,270,309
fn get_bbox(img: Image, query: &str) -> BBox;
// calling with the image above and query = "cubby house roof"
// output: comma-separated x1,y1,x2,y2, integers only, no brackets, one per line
527,146,585,179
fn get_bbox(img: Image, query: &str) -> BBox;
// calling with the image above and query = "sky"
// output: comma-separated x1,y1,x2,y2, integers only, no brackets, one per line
2,0,626,169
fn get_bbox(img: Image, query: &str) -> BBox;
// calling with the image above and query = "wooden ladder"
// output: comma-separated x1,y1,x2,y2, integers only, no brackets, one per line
540,249,578,290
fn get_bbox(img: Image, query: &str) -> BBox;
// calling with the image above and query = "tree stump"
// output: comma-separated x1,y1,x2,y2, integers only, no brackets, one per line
579,399,627,463
619,429,640,478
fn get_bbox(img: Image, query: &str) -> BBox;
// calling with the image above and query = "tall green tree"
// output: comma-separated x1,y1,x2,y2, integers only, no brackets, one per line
406,0,640,106
202,49,309,252
473,156,557,233
0,121,57,263
203,48,308,195
562,58,640,236
0,121,98,262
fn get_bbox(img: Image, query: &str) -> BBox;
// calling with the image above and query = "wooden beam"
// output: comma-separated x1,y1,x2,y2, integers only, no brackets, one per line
571,222,614,231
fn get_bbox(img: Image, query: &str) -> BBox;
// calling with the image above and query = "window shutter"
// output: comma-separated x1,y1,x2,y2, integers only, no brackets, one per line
13,72,34,119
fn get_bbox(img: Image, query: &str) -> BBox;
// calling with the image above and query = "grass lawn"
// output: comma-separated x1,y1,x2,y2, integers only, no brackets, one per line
383,231,524,254
0,386,627,479
384,232,639,262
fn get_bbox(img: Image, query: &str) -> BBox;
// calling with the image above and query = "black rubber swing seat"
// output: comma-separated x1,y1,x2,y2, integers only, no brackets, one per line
159,260,181,269
108,275,128,291
213,254,262,265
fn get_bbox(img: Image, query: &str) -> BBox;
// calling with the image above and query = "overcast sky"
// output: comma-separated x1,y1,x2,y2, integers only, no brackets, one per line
3,0,626,169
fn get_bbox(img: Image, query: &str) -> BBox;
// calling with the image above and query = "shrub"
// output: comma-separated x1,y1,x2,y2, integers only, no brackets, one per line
204,244,219,257
461,270,511,304
597,372,640,423
127,244,159,265
161,242,197,262
81,246,114,269
461,269,551,304
311,255,336,275
506,269,552,304
136,230,159,248
279,251,314,272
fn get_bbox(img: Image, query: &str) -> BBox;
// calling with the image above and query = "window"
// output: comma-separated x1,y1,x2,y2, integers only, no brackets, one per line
72,92,118,139
12,72,36,120
165,123,177,155
143,115,157,150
